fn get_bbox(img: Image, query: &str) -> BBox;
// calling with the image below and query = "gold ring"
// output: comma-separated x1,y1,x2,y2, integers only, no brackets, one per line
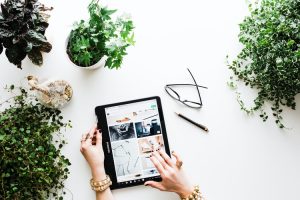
176,161,183,169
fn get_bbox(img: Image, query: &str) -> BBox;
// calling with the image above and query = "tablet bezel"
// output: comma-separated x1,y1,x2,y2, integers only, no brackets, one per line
95,96,170,190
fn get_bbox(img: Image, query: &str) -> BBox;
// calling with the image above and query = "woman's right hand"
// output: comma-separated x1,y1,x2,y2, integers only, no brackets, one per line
144,150,194,199
80,125,106,180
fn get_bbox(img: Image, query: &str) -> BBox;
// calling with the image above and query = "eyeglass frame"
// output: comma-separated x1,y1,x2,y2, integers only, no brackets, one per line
164,68,207,108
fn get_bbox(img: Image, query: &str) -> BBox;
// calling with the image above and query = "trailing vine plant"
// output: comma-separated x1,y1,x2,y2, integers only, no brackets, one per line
227,0,300,128
0,85,72,199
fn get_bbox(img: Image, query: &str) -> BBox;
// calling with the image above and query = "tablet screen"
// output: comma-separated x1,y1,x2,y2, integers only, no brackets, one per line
105,99,165,183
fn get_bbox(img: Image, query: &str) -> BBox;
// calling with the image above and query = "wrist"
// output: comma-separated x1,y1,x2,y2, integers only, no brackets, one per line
91,167,106,180
176,186,194,199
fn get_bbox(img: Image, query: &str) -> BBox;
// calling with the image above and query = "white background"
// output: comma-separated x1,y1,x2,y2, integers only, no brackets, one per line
0,0,300,200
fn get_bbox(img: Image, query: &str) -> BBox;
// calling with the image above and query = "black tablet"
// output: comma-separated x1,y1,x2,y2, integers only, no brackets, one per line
95,96,170,189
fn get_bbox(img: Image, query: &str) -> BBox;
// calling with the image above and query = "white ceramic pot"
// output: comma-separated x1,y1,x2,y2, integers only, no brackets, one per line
71,55,108,70
65,34,108,70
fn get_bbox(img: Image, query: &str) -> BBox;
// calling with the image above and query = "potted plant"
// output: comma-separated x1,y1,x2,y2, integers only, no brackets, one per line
0,85,71,199
227,0,300,128
0,0,53,69
66,0,135,70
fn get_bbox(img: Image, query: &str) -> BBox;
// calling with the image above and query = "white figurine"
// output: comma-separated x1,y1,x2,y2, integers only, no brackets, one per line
27,76,73,108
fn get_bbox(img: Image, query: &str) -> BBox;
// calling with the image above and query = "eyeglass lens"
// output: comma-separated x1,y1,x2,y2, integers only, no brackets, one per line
165,86,180,100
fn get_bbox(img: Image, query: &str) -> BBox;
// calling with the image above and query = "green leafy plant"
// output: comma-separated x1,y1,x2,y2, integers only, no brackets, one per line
0,86,72,199
0,0,53,69
227,0,300,128
67,0,135,69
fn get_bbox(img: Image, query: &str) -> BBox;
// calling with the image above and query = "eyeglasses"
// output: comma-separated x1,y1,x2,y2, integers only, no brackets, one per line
165,68,207,108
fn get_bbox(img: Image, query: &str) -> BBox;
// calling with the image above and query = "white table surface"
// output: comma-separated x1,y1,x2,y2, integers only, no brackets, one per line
1,0,300,199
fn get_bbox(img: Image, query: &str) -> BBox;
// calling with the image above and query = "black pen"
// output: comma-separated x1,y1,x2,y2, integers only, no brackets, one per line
175,112,209,132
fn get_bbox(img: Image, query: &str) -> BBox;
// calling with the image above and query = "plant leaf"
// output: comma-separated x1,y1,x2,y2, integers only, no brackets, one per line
0,42,3,54
28,0,39,5
35,22,49,34
2,37,13,48
5,44,26,68
127,33,135,45
40,42,52,53
0,135,5,141
24,42,33,53
28,48,43,66
105,9,117,15
101,7,117,19
0,28,14,38
1,4,9,18
25,30,47,45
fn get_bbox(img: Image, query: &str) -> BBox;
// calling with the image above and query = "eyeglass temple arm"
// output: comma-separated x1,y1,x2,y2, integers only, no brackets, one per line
165,83,208,89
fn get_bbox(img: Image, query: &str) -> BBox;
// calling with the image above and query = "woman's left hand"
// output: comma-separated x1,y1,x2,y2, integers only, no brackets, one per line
144,150,194,199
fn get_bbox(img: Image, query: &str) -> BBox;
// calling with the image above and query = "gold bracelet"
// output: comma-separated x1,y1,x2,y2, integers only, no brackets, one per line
90,175,112,192
181,185,205,200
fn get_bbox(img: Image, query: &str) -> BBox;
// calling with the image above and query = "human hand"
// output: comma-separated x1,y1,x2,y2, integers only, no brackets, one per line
80,124,106,180
144,150,194,198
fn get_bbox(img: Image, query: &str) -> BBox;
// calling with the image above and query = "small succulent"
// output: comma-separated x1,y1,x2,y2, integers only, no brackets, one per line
0,0,53,69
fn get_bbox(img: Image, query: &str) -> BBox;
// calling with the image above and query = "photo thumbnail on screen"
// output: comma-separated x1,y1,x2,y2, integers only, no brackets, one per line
109,123,135,142
135,116,161,138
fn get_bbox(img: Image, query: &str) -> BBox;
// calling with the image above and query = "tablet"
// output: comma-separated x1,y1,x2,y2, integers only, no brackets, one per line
95,96,170,189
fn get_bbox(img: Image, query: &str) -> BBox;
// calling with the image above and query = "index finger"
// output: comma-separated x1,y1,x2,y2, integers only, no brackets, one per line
150,155,165,176
87,124,97,142
89,124,98,136
95,130,103,147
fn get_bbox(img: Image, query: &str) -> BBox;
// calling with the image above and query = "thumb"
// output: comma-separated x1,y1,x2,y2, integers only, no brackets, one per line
144,181,165,191
95,130,102,147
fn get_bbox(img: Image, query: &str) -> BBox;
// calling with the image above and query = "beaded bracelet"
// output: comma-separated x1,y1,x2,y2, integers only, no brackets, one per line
181,185,205,200
90,175,112,192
